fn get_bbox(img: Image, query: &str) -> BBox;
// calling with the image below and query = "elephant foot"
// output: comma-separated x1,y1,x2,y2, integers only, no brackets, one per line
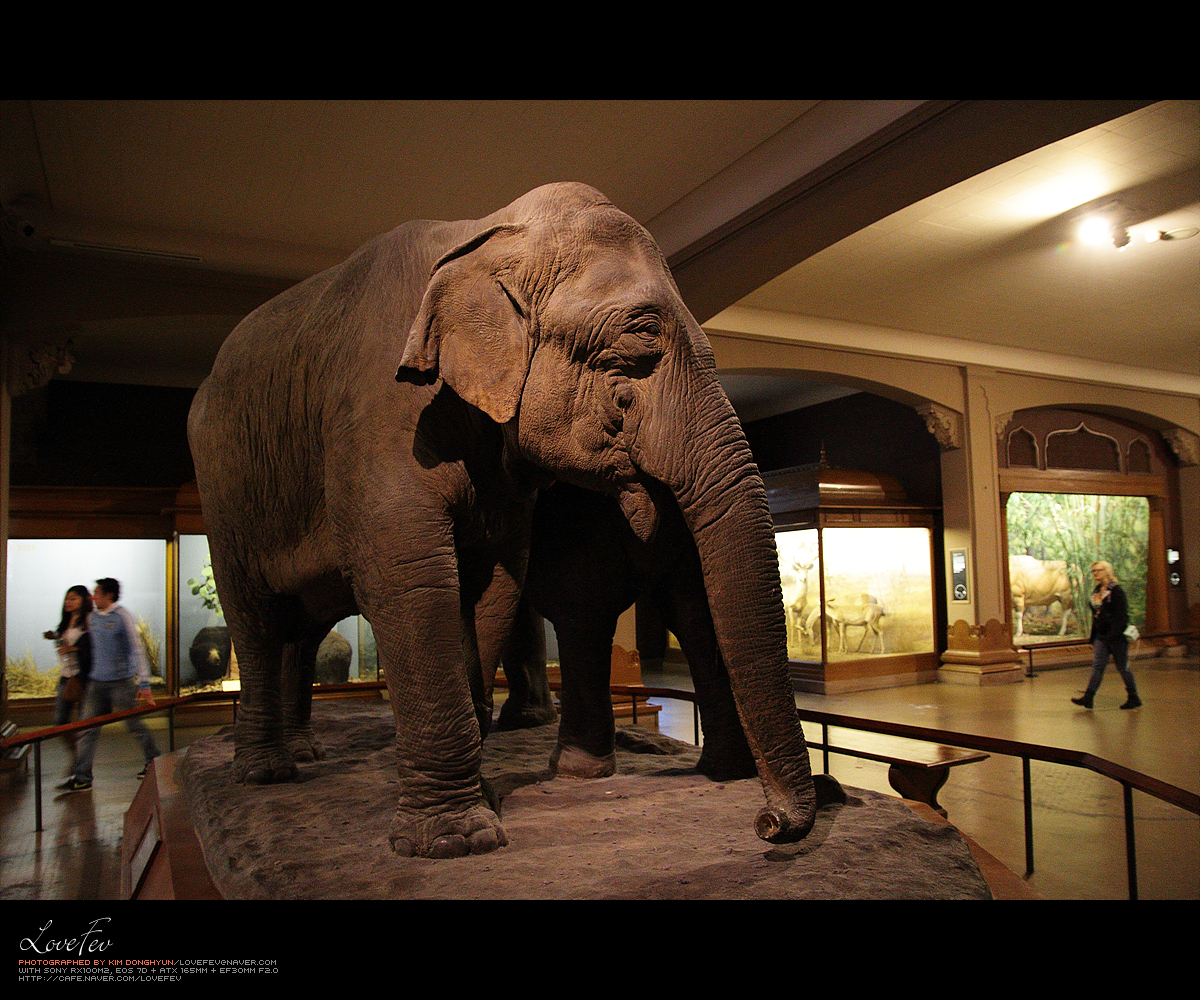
549,741,616,779
231,745,298,785
285,727,326,763
494,698,558,731
813,773,847,807
388,803,509,859
695,742,758,782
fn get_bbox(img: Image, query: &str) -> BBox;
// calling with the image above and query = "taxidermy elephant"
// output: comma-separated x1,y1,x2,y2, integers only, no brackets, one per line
497,479,758,782
187,182,817,859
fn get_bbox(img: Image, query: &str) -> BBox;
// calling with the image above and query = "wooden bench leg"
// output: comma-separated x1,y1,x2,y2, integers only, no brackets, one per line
888,765,950,817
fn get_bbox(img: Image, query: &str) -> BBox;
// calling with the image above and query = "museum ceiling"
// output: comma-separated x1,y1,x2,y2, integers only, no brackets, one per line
2,99,1196,407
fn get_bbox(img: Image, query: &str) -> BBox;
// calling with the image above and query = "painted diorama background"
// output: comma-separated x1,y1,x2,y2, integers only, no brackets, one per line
1006,491,1150,641
5,538,168,695
777,526,934,662
177,535,374,693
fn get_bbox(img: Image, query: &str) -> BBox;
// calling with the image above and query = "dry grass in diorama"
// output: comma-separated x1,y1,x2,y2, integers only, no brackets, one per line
136,618,163,679
3,653,58,698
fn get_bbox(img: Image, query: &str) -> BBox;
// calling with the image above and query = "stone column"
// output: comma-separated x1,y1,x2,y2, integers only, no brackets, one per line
935,368,1022,685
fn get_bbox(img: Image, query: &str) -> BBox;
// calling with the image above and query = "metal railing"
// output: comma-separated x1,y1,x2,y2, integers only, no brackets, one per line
5,680,1197,899
607,684,1199,900
1018,629,1196,677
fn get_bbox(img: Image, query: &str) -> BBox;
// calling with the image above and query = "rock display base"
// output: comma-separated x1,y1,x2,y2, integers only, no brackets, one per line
178,700,992,899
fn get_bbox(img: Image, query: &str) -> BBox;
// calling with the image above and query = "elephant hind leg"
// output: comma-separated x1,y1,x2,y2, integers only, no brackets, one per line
282,622,332,763
551,621,619,778
220,588,314,782
495,594,558,732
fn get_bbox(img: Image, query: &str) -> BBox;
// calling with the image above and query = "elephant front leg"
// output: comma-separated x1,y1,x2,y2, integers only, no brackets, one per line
658,585,756,782
370,570,509,859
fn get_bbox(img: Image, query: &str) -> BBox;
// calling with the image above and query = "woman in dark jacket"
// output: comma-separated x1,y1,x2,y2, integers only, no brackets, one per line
43,585,93,770
1072,561,1141,710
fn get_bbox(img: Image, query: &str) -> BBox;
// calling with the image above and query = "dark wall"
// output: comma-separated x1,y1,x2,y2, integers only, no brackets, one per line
744,391,942,506
9,380,196,488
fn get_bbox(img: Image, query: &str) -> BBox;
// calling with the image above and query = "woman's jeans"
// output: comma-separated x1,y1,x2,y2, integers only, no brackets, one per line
71,677,160,782
53,676,80,765
1087,637,1139,698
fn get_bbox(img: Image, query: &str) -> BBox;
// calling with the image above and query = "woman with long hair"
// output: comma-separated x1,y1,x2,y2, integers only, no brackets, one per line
1072,561,1142,710
42,585,93,770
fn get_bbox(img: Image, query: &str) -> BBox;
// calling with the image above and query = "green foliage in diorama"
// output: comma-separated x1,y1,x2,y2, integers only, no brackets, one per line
187,561,224,619
1006,492,1148,634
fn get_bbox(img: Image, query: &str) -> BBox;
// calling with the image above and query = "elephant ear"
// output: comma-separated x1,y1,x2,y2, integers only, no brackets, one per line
397,224,531,425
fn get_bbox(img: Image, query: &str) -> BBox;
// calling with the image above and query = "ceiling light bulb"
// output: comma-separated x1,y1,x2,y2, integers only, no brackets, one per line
1079,216,1112,246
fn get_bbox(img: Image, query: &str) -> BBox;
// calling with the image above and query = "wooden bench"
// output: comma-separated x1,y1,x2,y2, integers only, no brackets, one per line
1,720,32,780
811,727,988,817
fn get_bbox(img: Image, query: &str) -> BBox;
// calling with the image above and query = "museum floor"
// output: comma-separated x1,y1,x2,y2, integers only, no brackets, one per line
2,656,1196,901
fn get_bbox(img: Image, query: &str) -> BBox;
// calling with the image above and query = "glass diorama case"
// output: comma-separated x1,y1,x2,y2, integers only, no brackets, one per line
176,535,380,696
1005,492,1149,647
765,463,939,694
998,406,1182,652
3,483,381,708
5,537,170,701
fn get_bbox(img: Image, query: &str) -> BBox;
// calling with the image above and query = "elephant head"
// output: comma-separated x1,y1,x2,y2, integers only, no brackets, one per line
397,183,817,842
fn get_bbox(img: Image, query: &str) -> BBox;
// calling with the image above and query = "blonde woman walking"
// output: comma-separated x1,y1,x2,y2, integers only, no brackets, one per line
1072,561,1141,710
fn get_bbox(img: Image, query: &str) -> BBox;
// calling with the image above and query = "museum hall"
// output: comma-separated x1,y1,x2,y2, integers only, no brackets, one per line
1,100,1197,902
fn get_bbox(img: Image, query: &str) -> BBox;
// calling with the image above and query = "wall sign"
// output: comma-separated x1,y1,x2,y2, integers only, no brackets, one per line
950,548,970,603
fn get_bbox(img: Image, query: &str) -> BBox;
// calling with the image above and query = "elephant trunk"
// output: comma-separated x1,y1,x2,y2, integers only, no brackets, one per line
630,364,817,842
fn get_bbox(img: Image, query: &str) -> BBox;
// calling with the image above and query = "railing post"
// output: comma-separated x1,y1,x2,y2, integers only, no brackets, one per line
693,704,699,746
34,740,43,833
1023,756,1034,877
1123,783,1138,900
631,694,637,726
822,722,830,774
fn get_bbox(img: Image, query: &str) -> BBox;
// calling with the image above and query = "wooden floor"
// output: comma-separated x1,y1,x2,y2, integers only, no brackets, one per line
2,655,1196,900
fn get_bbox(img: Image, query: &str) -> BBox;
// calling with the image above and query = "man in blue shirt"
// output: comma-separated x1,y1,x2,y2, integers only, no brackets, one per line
57,578,161,792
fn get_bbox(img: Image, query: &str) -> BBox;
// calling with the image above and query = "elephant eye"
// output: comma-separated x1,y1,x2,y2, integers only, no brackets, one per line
594,325,662,377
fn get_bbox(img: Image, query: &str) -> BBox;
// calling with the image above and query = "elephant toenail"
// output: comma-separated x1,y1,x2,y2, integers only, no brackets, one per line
430,835,470,859
467,828,501,853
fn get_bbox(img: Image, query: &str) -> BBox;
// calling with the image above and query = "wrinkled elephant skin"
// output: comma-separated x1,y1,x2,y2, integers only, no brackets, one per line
188,182,817,858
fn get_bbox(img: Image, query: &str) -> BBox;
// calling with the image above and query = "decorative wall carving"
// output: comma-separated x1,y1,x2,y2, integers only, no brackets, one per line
915,402,962,451
1162,427,1199,467
6,338,74,396
1046,422,1120,471
1006,427,1038,468
997,408,1173,477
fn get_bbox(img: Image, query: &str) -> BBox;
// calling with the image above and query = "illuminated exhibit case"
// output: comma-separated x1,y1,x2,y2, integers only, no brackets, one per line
4,484,380,715
764,463,941,694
